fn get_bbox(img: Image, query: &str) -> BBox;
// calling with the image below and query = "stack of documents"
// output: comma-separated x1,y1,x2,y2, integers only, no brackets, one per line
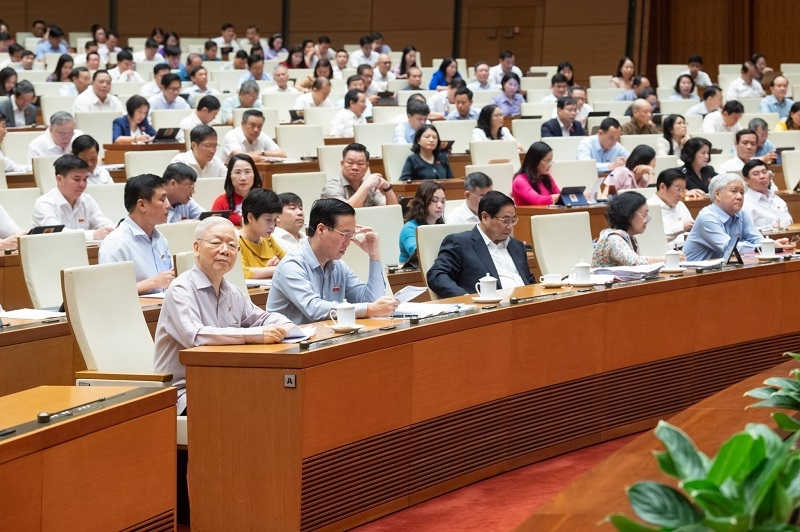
680,259,722,268
590,263,664,281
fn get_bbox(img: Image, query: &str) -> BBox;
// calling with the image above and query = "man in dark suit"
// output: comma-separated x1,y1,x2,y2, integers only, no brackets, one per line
540,96,585,137
427,191,535,298
0,81,37,127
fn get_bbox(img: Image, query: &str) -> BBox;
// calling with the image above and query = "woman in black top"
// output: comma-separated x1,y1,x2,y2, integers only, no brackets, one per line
679,137,716,196
399,125,454,181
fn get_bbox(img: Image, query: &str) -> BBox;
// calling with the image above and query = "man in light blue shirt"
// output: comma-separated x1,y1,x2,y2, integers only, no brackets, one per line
446,87,479,121
147,73,191,117
98,174,175,294
219,81,263,125
759,75,793,119
164,163,204,223
683,174,794,260
393,98,429,143
467,62,499,91
34,25,68,59
576,117,629,173
267,198,398,324
237,55,272,89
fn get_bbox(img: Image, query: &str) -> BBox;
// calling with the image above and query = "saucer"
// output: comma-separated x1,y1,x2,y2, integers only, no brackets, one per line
541,282,563,289
326,324,364,333
756,254,781,262
472,296,503,304
564,281,596,287
660,267,686,274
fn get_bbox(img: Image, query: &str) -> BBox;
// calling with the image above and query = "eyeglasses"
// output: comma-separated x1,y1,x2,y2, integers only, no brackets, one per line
670,185,686,193
637,212,652,223
493,216,519,226
328,226,355,240
201,239,239,253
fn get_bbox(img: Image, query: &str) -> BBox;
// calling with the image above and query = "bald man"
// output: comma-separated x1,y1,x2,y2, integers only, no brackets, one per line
621,98,658,135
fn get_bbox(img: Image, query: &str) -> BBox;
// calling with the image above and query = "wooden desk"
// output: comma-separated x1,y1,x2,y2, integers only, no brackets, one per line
7,169,126,188
392,178,465,200
182,260,800,530
0,385,176,531
516,360,792,530
102,142,186,165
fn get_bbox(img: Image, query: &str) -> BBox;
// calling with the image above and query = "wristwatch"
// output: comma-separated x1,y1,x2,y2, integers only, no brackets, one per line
383,183,393,191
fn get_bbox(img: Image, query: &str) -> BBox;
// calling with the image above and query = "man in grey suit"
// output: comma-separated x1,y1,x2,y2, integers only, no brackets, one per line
0,81,37,127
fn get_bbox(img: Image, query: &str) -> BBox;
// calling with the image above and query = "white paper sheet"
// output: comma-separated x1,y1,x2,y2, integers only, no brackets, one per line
392,285,427,303
245,279,272,288
0,309,65,320
281,325,316,343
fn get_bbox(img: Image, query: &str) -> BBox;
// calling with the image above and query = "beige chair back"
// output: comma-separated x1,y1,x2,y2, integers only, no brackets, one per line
417,223,475,300
156,220,201,254
531,212,594,276
20,231,89,309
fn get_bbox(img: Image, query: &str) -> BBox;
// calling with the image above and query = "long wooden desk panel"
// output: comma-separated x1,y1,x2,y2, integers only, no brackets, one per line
102,142,186,165
0,385,177,531
516,360,793,531
182,260,800,531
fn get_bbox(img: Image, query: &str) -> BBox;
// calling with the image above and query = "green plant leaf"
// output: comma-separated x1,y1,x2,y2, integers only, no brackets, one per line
784,352,800,363
707,433,755,488
771,479,792,523
655,450,679,478
752,523,800,532
749,396,800,410
772,412,800,432
655,421,709,481
784,458,800,500
702,513,749,532
690,489,745,518
628,481,703,528
604,514,660,531
746,424,785,457
746,430,798,518
763,377,800,391
746,386,782,400
673,525,716,532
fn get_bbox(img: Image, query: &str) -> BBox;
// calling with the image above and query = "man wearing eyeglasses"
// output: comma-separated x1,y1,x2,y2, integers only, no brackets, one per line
427,191,534,298
170,125,227,178
147,73,191,114
267,198,399,324
647,169,694,246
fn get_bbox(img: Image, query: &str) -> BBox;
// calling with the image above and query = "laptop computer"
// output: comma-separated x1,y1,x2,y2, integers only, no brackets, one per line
198,210,232,220
289,110,304,122
28,224,65,235
555,186,588,206
150,128,181,144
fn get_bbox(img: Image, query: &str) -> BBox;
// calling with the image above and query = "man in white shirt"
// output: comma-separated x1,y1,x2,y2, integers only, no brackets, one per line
403,66,424,91
264,64,299,94
718,129,758,174
294,78,333,112
177,95,221,142
330,89,367,137
357,64,379,103
309,36,336,69
170,125,228,178
139,64,170,98
60,66,91,97
107,50,144,83
273,192,307,253
320,142,397,207
243,25,268,52
701,100,744,134
164,163,204,223
182,66,219,107
31,154,114,241
647,169,694,245
678,55,713,88
0,112,32,174
488,50,523,86
541,73,569,104
147,73,191,115
686,85,724,117
222,109,286,162
28,112,84,159
72,70,124,115
726,61,765,100
427,79,464,120
742,159,792,230
467,62,499,91
132,38,165,64
447,172,493,225
348,36,379,68
212,23,241,53
219,81,263,126
372,54,396,91
335,75,373,118
553,85,594,127
237,55,272,89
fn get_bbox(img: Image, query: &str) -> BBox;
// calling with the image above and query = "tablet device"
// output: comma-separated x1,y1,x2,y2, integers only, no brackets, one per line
151,128,180,143
722,236,742,265
555,186,588,206
439,140,455,152
198,210,232,220
289,109,303,122
776,147,795,154
587,111,611,118
28,225,65,234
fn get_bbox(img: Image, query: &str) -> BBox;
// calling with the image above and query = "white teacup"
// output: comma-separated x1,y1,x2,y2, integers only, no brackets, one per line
329,299,356,327
664,250,680,269
760,238,775,257
539,273,561,285
573,261,591,284
475,273,498,298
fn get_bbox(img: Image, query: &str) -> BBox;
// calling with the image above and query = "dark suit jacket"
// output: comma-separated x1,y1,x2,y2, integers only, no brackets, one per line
0,97,37,127
540,118,585,138
426,226,535,298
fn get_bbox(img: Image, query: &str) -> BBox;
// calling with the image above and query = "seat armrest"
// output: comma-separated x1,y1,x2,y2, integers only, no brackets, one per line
74,370,173,382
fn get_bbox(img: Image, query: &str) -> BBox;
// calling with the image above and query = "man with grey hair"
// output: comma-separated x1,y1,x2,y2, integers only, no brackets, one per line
28,111,84,158
72,70,124,114
683,173,795,260
621,98,658,135
154,216,296,415
447,172,494,225
0,80,36,126
263,64,298,94
219,80,263,125
748,117,777,163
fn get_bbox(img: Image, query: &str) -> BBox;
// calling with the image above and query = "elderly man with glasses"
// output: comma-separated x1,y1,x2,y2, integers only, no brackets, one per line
267,197,398,324
427,191,534,298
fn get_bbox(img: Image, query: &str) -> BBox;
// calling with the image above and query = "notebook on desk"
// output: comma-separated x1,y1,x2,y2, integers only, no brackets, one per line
555,186,588,206
150,128,181,144
28,224,64,235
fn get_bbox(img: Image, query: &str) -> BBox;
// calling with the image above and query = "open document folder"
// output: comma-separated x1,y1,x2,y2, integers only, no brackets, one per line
281,324,316,343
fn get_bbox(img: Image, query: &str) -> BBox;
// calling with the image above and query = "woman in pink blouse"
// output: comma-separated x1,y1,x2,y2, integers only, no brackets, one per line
512,142,561,206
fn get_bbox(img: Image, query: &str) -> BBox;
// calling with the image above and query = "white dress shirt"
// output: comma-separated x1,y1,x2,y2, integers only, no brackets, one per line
28,129,84,159
272,227,307,254
31,188,113,240
348,50,379,68
293,92,333,109
107,67,145,83
222,127,280,161
329,109,366,137
88,166,114,185
700,111,742,134
147,92,191,113
170,150,227,178
471,127,516,143
139,81,162,98
726,77,765,100
743,187,793,230
488,65,523,86
476,225,524,288
647,194,693,244
72,89,124,114
446,202,478,225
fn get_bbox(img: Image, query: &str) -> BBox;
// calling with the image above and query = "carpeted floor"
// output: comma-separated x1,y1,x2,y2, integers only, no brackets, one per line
177,433,639,531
